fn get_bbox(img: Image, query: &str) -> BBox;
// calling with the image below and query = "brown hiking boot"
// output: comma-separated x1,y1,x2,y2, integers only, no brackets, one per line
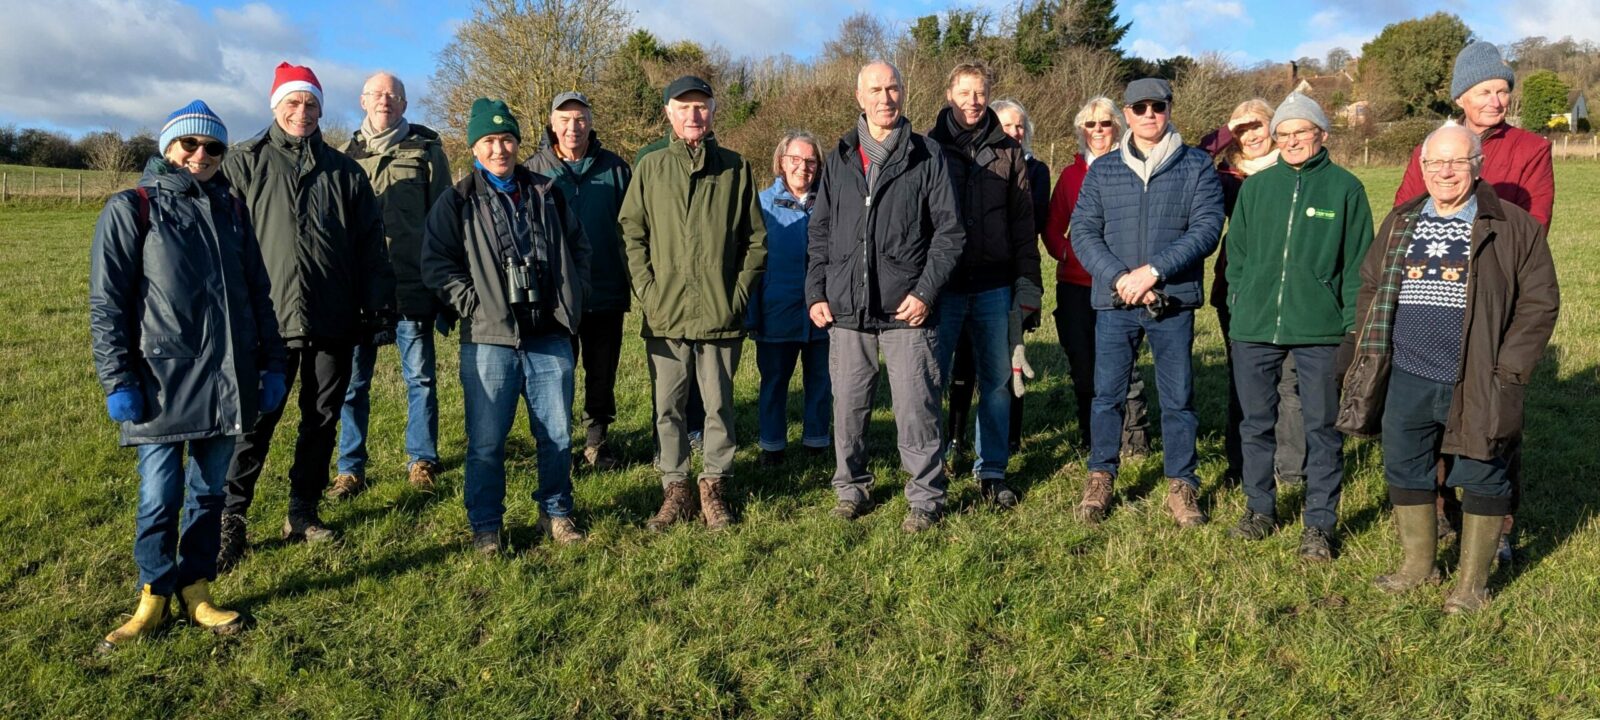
408,461,440,489
1163,478,1207,528
1076,470,1115,524
536,509,585,545
326,473,365,500
699,476,733,530
646,481,699,532
580,444,620,471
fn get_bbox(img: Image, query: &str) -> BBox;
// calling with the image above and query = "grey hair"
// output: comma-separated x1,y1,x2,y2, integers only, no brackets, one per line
771,129,822,180
1072,96,1123,154
362,71,406,101
1420,121,1484,171
990,98,1034,152
857,60,904,91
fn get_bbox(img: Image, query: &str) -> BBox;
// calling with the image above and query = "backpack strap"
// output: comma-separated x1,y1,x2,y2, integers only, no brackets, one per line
133,186,151,239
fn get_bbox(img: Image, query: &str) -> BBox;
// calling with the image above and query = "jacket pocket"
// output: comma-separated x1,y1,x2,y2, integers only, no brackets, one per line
140,334,199,359
1486,368,1526,442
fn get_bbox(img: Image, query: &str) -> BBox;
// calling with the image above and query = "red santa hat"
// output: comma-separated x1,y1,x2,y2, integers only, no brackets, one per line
270,62,323,109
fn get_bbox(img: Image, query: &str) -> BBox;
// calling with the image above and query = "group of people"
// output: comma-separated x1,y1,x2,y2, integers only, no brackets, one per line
88,39,1559,651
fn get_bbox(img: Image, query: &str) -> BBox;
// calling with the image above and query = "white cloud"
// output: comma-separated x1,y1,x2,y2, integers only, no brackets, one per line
1125,0,1250,60
622,0,839,60
1497,0,1600,44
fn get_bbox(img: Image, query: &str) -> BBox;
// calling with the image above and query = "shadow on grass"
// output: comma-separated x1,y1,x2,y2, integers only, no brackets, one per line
228,543,459,610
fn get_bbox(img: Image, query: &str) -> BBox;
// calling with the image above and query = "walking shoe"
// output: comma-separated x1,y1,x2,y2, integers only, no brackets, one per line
580,444,621,471
979,478,1019,509
282,511,336,543
408,461,440,489
1229,511,1277,540
473,530,502,556
326,473,365,500
98,584,168,653
1299,526,1335,562
646,481,699,532
216,512,248,573
1163,478,1207,528
536,509,585,545
901,508,940,534
698,476,733,530
177,580,242,636
758,449,785,468
1075,470,1115,524
831,497,875,521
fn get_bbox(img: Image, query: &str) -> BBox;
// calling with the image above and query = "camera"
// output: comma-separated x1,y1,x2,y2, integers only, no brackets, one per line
1111,289,1176,320
504,258,538,305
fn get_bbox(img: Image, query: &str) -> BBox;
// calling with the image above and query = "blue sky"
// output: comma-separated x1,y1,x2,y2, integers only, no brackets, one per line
2,0,1595,137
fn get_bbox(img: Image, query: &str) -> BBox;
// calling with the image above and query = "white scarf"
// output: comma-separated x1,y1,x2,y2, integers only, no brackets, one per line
1236,149,1280,176
1119,126,1184,186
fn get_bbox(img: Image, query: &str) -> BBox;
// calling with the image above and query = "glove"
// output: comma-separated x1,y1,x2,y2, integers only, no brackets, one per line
260,371,288,413
1335,332,1356,381
1012,277,1044,329
106,387,143,423
434,314,454,337
1008,309,1035,398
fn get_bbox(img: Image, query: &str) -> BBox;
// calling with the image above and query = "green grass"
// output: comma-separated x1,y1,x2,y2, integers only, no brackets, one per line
2,164,1598,718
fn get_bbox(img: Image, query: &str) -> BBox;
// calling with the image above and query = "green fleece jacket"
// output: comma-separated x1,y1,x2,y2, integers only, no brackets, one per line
1224,148,1374,345
618,136,766,340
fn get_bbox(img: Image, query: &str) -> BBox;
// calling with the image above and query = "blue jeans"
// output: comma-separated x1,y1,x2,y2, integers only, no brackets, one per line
459,337,575,533
338,319,439,476
1232,342,1343,531
755,339,832,451
134,435,236,595
935,286,1013,479
1090,307,1200,485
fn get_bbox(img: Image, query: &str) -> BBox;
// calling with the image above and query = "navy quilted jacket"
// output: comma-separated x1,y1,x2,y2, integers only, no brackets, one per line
1068,141,1225,310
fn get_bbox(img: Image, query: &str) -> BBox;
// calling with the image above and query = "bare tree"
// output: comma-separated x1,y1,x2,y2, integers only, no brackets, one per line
1171,53,1256,141
80,130,130,174
822,12,889,65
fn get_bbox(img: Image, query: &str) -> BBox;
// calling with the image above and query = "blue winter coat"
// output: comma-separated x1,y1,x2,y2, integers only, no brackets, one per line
1068,138,1225,310
89,162,287,446
748,178,820,343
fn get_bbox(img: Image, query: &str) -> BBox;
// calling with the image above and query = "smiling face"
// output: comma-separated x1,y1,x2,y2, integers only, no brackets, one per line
472,132,519,177
164,135,223,182
856,62,903,132
549,102,592,159
1232,117,1272,160
1085,106,1117,156
1422,127,1480,211
779,138,818,196
946,73,989,127
665,91,713,146
359,74,406,132
273,91,321,137
996,107,1026,146
1273,119,1325,166
1456,79,1511,134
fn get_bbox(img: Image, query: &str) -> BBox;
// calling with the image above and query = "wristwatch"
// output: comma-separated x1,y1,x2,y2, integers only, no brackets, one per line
1148,265,1162,280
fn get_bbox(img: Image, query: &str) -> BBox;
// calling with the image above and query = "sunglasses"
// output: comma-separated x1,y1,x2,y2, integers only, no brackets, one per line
1083,120,1116,129
1128,101,1168,116
177,137,227,156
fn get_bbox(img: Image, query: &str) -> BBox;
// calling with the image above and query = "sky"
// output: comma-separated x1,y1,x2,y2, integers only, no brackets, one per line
2,0,1597,138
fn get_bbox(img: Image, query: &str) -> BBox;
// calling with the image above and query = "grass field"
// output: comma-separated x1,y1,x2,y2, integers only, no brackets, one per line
1,164,1597,718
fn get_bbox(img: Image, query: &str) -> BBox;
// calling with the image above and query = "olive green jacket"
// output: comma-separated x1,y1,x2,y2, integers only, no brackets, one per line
342,123,452,318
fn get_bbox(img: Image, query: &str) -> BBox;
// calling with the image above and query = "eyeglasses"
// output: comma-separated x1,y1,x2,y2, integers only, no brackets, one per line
362,91,404,102
177,137,227,156
1083,120,1116,129
1274,128,1319,142
1127,101,1167,116
1421,156,1481,173
782,155,819,169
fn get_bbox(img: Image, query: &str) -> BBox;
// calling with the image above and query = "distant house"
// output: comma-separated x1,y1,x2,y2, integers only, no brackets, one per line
1556,89,1589,130
1286,62,1362,126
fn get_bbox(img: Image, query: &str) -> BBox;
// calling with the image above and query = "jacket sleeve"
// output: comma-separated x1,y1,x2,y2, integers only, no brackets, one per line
238,210,286,376
1355,211,1399,341
1340,184,1377,333
420,191,479,321
1008,150,1042,288
731,160,767,317
618,161,656,304
1148,155,1223,278
351,170,397,317
805,158,835,308
1043,165,1078,263
1496,222,1560,384
912,148,965,305
1069,164,1125,286
1393,144,1426,208
1522,142,1555,230
426,142,453,212
88,193,143,394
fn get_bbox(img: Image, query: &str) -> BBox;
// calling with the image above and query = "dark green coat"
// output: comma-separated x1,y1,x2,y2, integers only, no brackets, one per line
1224,149,1373,345
342,123,452,318
525,129,632,313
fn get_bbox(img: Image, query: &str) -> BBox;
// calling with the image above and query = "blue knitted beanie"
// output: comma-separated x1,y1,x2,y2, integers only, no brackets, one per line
159,100,228,152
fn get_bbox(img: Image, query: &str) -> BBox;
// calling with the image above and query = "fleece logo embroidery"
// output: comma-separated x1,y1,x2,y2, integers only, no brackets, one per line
1305,206,1337,220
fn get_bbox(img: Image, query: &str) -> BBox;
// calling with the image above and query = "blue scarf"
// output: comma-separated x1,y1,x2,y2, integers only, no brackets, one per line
475,160,517,193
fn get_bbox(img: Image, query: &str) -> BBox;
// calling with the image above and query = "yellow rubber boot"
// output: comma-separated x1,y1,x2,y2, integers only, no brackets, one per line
178,580,243,635
98,585,169,652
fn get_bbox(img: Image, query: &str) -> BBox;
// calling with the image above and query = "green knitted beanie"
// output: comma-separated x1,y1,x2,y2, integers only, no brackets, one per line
467,97,520,147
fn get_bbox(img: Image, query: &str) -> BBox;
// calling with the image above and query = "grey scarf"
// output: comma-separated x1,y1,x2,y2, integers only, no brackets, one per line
1119,125,1184,187
856,114,906,193
360,117,409,155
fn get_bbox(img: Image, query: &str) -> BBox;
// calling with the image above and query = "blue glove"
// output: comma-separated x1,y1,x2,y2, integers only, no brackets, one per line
260,371,288,413
106,387,143,423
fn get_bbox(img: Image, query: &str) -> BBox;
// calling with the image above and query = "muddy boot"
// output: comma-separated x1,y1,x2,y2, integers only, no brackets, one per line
177,580,242,636
98,584,169,653
407,460,440,489
698,476,733,531
1075,470,1115,525
1374,503,1441,593
646,480,699,533
537,509,585,545
215,512,248,574
1444,512,1502,614
1163,478,1207,528
326,472,365,500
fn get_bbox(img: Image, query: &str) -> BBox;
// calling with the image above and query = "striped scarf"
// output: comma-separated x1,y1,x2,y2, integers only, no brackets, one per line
1355,207,1424,355
856,114,906,193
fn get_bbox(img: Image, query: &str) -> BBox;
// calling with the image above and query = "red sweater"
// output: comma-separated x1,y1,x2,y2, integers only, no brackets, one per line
1042,153,1094,286
1393,123,1554,229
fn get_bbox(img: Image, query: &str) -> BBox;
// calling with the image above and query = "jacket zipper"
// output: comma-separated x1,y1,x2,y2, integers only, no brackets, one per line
1272,174,1302,344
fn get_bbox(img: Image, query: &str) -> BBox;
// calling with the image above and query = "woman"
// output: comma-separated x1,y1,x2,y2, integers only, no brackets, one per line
89,100,287,651
943,99,1046,461
750,130,830,466
1042,98,1151,498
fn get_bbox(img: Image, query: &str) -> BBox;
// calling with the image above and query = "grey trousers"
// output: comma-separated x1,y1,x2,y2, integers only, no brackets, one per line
645,337,742,487
829,326,947,513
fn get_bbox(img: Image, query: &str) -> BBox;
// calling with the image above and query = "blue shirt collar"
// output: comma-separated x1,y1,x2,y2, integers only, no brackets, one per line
1422,194,1477,221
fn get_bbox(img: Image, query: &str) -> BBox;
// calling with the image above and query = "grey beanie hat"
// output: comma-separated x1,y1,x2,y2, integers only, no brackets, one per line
1270,92,1329,134
1451,41,1516,100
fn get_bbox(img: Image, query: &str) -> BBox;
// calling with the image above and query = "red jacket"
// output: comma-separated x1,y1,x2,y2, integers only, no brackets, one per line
1042,153,1094,287
1393,123,1554,229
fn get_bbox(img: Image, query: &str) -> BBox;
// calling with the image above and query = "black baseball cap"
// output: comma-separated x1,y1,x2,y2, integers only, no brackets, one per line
663,75,714,103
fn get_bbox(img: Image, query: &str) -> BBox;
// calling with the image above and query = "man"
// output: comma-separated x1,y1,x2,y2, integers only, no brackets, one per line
1069,78,1224,528
218,62,395,568
1222,93,1374,560
331,71,451,498
525,91,633,471
924,63,1041,509
807,60,965,533
422,98,590,554
1391,40,1556,564
1341,123,1558,613
619,76,767,532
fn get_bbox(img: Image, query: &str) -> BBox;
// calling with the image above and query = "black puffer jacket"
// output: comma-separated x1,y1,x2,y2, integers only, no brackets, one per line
223,123,395,343
806,122,965,331
89,161,287,445
925,107,1040,294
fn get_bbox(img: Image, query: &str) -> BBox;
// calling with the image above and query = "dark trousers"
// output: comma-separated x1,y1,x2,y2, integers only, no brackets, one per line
1053,283,1148,448
1216,305,1306,480
947,332,1022,450
1383,368,1512,516
1232,342,1343,531
571,310,625,444
224,343,353,516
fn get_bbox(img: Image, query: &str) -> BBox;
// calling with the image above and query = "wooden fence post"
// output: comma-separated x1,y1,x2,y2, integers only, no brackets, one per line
59,174,65,194
32,169,37,194
1363,139,1369,167
77,176,83,205
2,173,7,202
